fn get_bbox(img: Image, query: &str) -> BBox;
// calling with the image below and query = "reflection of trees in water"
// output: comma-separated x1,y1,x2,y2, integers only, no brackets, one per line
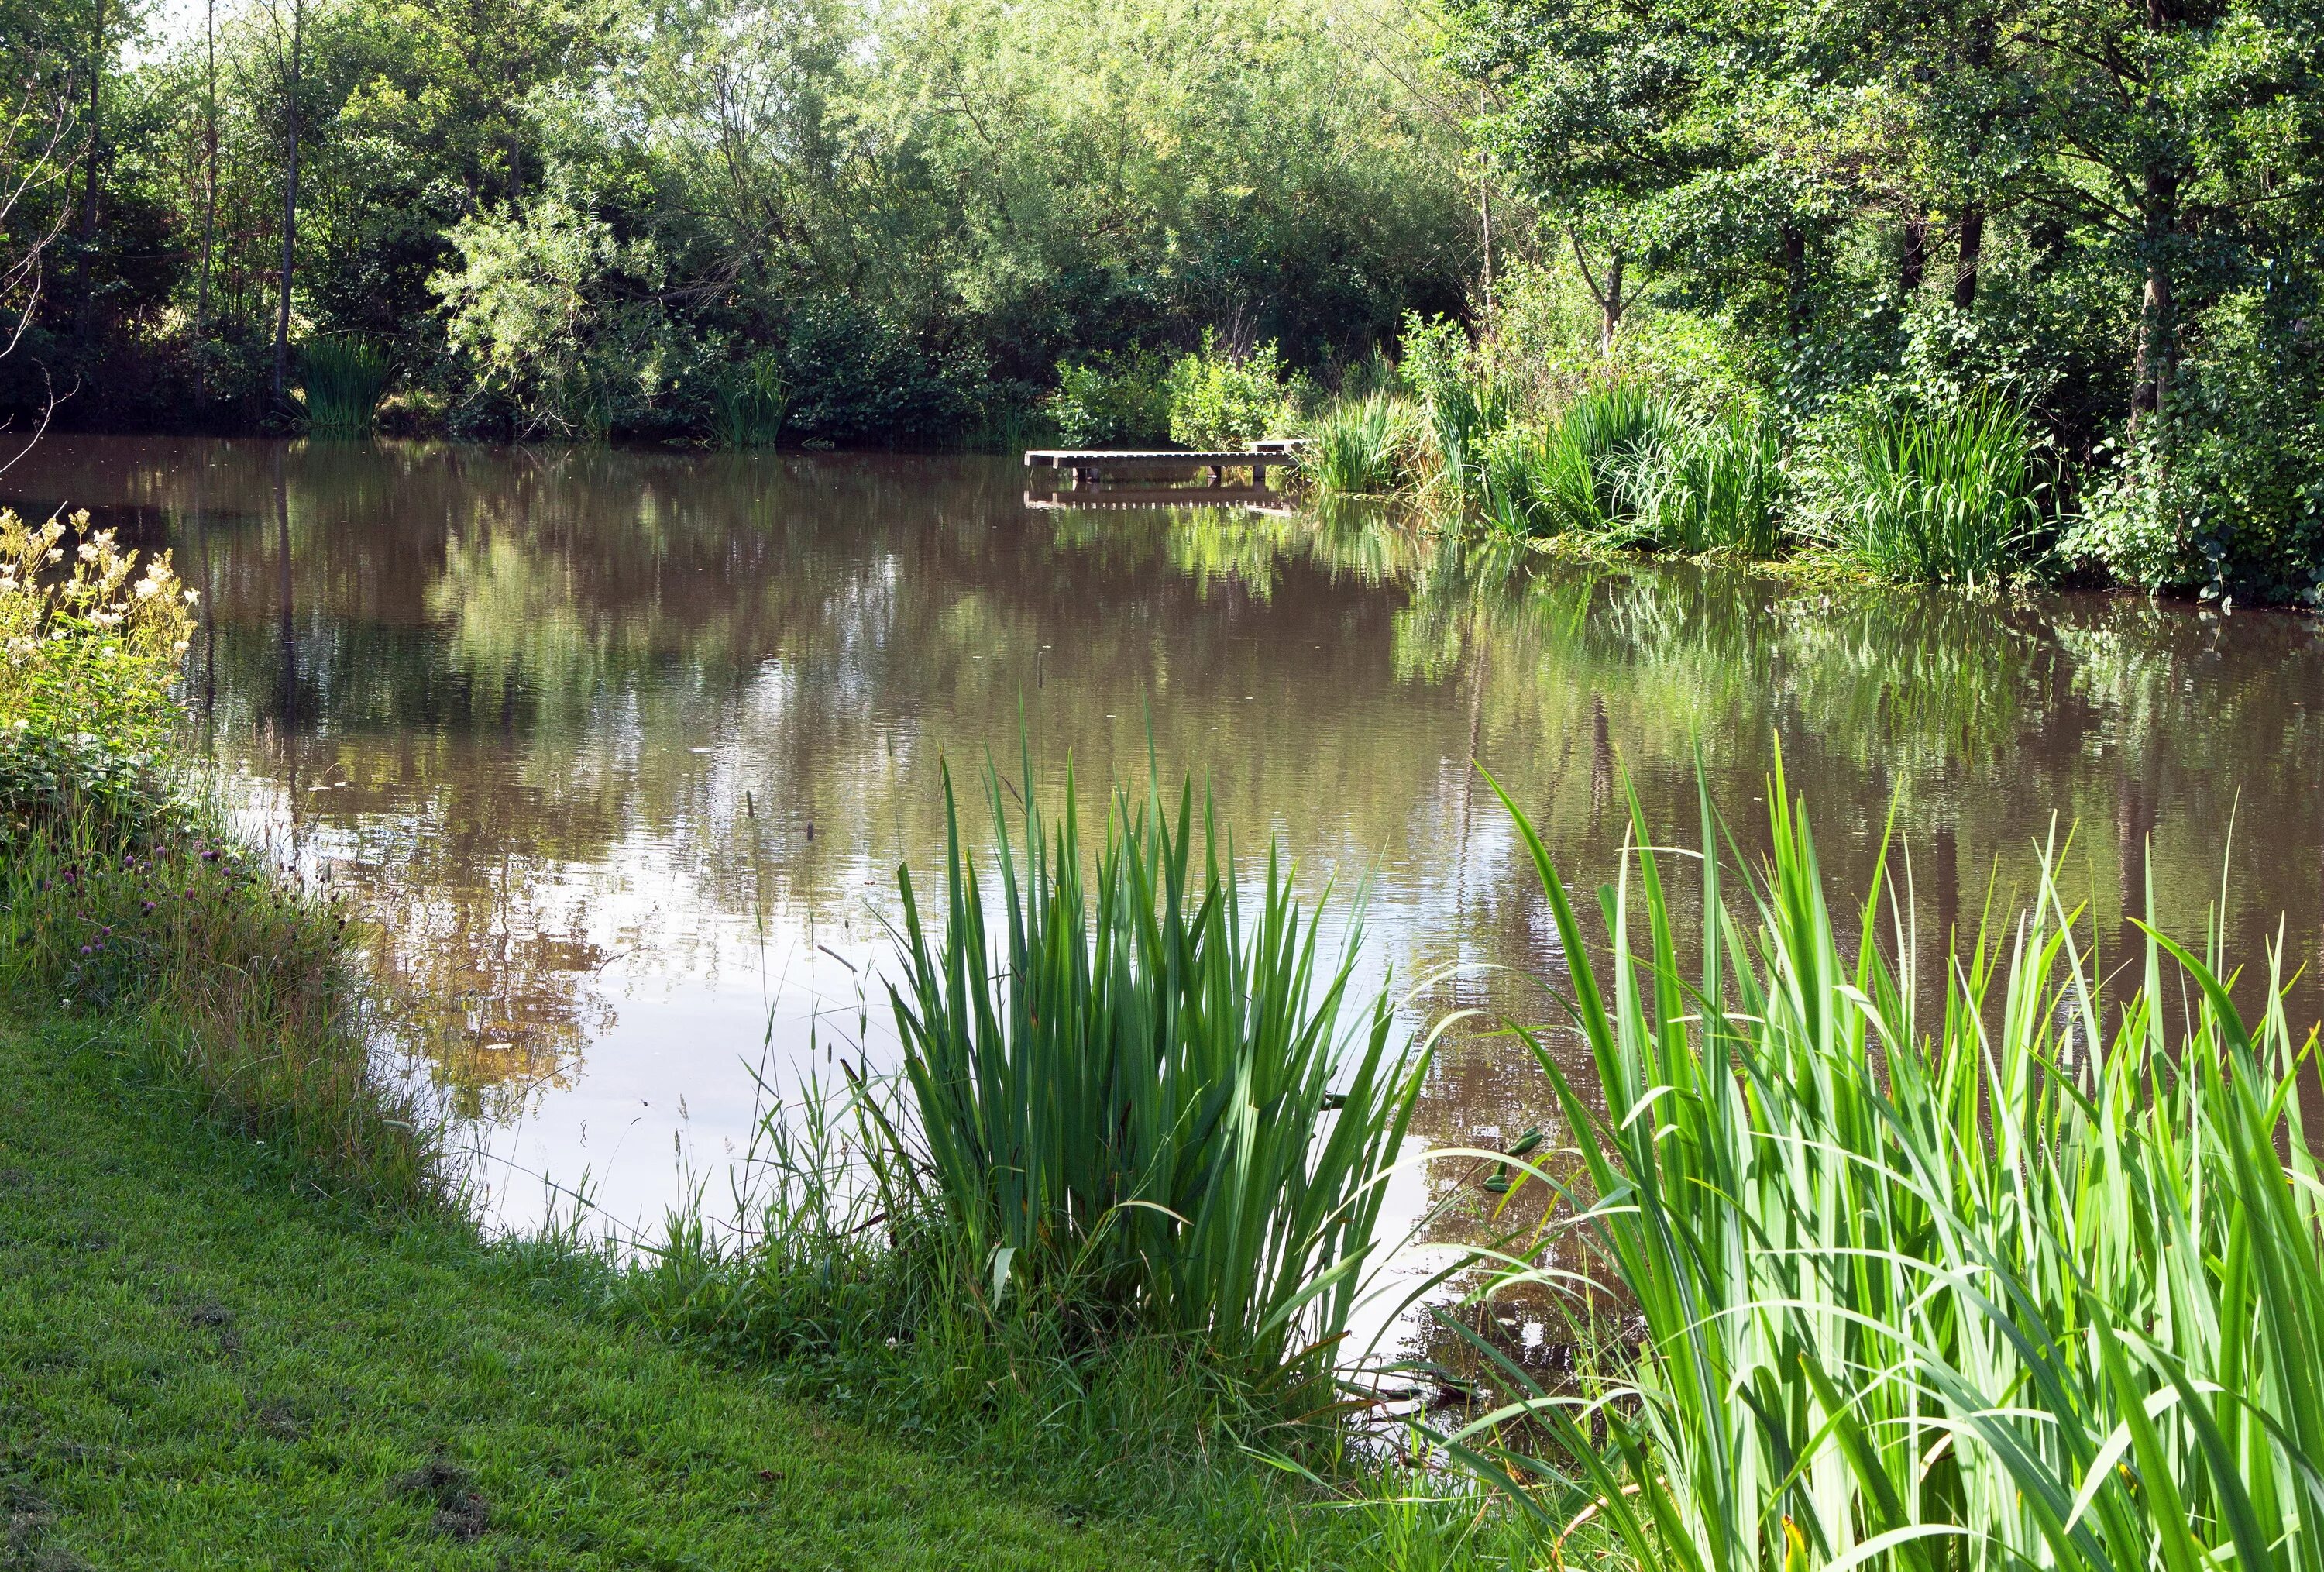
10,436,2322,1133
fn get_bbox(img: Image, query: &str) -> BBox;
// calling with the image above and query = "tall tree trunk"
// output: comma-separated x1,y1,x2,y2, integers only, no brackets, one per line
1600,254,1624,355
2130,175,2178,424
75,0,104,339
1569,232,1628,356
1953,208,1983,310
2130,0,2180,425
1782,223,1807,337
1901,213,1927,294
270,0,304,414
195,0,218,400
1473,88,1498,337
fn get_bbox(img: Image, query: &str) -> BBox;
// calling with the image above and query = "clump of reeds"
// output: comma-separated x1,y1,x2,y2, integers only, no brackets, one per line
1304,392,1417,495
1478,380,1676,537
1637,405,1787,557
707,351,789,449
1443,763,2324,1572
878,760,1425,1377
300,337,393,435
1840,394,2045,582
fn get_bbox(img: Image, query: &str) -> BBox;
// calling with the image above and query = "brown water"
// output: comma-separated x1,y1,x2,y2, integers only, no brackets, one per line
11,437,2324,1326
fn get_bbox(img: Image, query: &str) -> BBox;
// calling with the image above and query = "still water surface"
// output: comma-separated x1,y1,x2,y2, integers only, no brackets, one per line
10,437,2323,1309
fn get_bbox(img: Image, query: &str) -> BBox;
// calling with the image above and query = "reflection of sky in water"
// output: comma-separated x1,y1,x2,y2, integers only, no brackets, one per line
9,435,2324,1363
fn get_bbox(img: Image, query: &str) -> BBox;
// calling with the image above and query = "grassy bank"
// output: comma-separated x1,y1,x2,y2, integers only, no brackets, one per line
0,509,1530,1569
0,1014,1182,1570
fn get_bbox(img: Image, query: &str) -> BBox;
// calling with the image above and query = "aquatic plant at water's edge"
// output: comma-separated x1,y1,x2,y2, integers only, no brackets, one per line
880,761,1425,1376
1439,764,2324,1572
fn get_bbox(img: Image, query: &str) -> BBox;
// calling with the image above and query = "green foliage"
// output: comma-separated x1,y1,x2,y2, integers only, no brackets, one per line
1834,396,2046,583
706,350,788,449
22,0,1473,449
1044,352,1173,448
429,187,678,442
1439,0,2324,599
1303,394,1416,495
781,298,979,447
298,337,392,435
0,509,198,836
1453,766,2324,1572
1480,380,1673,536
1638,405,1787,557
2068,287,2324,605
1167,333,1305,449
882,761,1422,1376
1397,314,1496,491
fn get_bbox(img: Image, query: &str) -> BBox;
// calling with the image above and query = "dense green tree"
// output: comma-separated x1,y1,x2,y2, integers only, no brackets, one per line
0,0,1473,444
1446,0,2324,596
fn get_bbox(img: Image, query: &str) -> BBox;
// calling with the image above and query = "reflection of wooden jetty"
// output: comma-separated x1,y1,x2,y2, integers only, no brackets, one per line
1023,442,1305,512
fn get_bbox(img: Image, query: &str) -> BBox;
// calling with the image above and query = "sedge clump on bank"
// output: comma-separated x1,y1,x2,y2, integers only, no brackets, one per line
1442,766,2324,1572
612,759,1428,1398
882,763,1424,1377
579,761,1498,1563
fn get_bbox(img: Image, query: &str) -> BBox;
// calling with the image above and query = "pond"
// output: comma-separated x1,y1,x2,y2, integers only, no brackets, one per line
10,435,2323,1340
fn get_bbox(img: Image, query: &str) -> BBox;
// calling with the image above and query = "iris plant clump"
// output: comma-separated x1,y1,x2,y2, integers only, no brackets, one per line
1441,765,2324,1572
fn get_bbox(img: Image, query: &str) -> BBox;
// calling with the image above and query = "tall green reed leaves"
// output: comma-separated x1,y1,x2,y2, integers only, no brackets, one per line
708,351,789,449
1843,396,2045,582
1305,392,1415,495
1444,763,2324,1572
1640,407,1787,557
882,760,1426,1375
300,337,391,435
1480,382,1674,538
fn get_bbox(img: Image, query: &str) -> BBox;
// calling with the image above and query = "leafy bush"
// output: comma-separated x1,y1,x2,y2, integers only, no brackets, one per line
1638,405,1788,557
2066,289,2324,605
1,510,197,836
299,338,392,435
1452,767,2324,1572
1044,352,1174,447
879,762,1423,1374
1167,332,1304,449
430,187,679,442
782,298,979,446
1398,313,1504,491
1838,395,2046,583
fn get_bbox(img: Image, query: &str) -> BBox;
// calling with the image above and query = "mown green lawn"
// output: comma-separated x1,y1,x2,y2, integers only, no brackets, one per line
0,1022,1171,1571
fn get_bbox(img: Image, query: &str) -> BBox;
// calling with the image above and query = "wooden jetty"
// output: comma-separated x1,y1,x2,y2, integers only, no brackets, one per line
1023,443,1306,510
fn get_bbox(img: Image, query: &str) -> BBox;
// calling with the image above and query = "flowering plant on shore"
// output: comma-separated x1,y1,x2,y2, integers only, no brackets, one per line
2,507,201,832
